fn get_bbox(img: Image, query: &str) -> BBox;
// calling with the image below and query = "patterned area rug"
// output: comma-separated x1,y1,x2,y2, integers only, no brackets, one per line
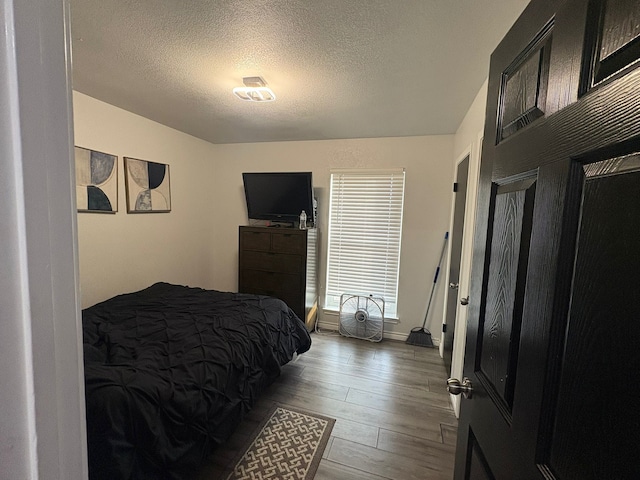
223,404,335,480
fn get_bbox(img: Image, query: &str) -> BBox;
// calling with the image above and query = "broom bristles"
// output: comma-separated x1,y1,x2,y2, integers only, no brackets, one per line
406,328,434,348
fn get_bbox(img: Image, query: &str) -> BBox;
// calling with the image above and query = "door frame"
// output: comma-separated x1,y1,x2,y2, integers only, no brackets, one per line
0,0,87,477
441,132,483,416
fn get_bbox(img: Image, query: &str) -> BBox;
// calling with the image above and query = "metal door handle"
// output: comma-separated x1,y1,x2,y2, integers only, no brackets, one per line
447,377,473,398
449,283,459,289
460,297,469,305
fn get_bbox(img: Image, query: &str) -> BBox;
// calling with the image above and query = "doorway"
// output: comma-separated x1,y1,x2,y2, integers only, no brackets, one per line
443,155,469,374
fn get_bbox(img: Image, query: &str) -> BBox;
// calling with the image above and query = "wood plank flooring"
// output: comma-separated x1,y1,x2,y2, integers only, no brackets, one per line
198,332,458,479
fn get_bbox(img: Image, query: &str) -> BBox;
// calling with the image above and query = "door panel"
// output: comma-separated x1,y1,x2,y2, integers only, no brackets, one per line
542,155,640,480
467,432,496,480
498,22,552,141
477,178,535,414
454,0,640,478
586,0,640,86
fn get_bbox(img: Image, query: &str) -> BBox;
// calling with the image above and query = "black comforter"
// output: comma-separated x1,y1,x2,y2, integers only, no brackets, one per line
82,282,311,479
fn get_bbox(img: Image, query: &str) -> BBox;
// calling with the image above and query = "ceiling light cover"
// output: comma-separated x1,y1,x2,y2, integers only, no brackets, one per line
233,86,276,102
233,76,276,102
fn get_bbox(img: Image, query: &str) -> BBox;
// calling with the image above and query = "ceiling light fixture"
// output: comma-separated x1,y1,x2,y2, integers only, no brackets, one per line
233,76,276,102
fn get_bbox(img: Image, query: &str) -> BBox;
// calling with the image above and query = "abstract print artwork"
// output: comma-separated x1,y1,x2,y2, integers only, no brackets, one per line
124,157,171,213
75,147,118,213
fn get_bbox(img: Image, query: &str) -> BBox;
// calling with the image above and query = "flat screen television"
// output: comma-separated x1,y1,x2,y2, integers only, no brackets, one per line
242,172,314,223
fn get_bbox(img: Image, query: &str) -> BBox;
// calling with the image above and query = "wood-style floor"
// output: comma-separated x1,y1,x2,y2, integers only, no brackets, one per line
199,332,458,479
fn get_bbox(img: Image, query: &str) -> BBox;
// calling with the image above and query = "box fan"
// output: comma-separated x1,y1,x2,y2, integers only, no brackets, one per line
338,294,385,342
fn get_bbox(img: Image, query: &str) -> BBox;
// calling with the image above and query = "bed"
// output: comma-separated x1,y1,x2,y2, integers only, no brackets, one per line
82,282,312,479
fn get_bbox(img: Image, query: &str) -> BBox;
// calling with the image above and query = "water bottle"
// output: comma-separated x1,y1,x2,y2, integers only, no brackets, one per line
299,210,307,229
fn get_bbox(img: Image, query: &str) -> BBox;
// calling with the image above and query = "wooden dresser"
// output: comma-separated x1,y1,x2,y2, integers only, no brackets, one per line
238,226,318,330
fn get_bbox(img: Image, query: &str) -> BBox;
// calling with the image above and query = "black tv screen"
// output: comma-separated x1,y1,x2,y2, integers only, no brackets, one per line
242,172,313,223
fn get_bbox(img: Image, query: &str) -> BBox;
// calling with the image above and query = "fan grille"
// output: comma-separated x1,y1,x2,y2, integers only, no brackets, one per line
339,294,384,342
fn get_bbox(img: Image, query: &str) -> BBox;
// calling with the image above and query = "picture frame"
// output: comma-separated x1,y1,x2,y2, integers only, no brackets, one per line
124,157,171,213
75,146,118,214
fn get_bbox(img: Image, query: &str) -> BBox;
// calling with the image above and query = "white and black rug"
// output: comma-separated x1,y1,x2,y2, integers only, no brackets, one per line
224,404,335,480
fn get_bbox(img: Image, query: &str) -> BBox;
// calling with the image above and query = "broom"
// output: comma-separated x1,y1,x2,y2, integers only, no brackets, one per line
406,231,449,347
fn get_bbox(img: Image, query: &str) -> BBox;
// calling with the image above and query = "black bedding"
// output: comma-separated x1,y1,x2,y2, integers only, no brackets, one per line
82,282,311,479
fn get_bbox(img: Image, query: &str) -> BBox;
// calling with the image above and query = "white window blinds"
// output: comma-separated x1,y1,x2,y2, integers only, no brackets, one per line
325,169,405,318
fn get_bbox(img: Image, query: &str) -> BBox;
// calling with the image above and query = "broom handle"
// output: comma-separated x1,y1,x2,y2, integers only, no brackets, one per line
420,232,449,329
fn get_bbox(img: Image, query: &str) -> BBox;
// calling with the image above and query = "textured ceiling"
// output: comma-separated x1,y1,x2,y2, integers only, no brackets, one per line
70,0,530,144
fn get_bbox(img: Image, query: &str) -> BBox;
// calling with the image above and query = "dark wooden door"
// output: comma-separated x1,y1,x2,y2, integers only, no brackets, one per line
444,155,469,374
454,0,640,478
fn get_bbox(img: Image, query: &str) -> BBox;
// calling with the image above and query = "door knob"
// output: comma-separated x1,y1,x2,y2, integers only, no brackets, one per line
449,283,459,289
447,377,473,398
460,297,469,306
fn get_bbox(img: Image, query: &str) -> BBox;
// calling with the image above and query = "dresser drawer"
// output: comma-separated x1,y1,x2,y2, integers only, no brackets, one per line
271,232,305,255
240,230,271,251
239,225,314,322
240,269,302,293
248,288,301,315
241,251,304,273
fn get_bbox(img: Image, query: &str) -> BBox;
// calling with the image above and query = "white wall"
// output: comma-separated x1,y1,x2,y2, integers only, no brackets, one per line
444,79,488,416
73,92,218,308
210,136,454,340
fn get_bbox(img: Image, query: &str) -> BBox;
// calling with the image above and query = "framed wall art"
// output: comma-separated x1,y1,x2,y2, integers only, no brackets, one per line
124,157,171,213
75,146,118,213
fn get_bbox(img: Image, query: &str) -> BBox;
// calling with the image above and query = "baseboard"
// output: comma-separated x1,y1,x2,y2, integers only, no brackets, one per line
316,319,440,345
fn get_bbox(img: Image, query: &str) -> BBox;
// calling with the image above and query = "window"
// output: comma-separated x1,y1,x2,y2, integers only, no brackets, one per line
324,169,405,318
